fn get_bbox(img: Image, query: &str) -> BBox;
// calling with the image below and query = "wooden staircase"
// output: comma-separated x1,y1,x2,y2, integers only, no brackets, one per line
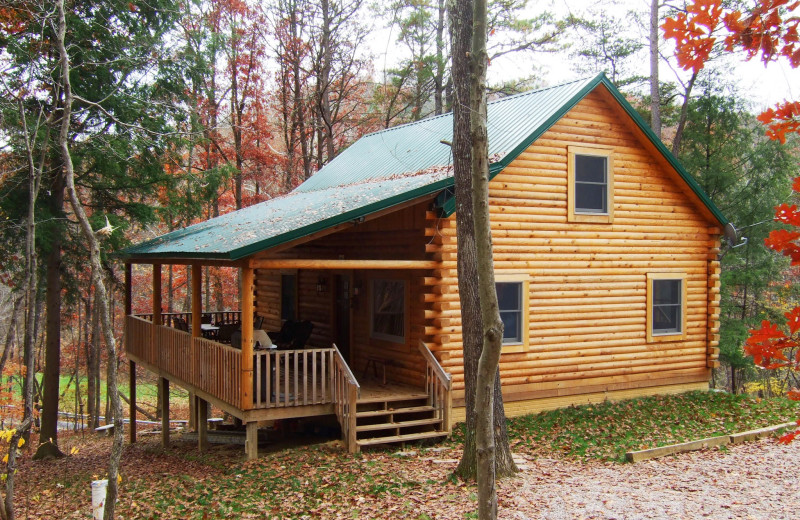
354,390,448,449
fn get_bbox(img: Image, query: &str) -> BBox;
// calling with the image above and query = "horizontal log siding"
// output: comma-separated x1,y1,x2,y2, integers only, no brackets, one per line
432,91,719,407
254,270,281,332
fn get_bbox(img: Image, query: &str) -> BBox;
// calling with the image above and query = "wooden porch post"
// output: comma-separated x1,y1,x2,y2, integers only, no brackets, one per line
191,263,202,338
159,377,169,448
245,421,258,460
125,263,136,444
240,267,254,411
197,397,209,452
189,263,202,430
191,263,208,449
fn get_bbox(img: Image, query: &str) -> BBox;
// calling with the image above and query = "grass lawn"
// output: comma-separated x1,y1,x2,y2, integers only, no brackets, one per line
504,390,800,462
13,390,800,519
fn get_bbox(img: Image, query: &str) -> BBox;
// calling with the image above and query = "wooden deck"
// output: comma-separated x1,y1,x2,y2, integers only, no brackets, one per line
125,315,452,453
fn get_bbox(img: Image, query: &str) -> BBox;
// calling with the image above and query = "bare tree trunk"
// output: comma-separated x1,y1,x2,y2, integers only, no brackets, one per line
649,0,661,138
470,1,504,518
434,0,446,115
3,95,46,518
55,2,124,516
450,0,517,484
0,295,23,378
671,71,698,156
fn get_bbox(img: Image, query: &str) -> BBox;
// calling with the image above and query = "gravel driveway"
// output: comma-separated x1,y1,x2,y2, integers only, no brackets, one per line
502,438,799,519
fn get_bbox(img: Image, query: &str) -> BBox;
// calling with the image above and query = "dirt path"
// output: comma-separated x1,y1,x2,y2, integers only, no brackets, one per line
502,438,800,519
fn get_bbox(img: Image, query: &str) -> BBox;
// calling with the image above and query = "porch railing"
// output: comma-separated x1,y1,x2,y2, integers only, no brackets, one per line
419,341,452,434
126,315,243,409
126,315,341,412
332,343,360,453
135,311,242,327
252,348,336,409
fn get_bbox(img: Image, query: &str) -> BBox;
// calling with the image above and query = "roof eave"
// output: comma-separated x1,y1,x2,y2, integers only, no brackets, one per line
120,176,455,264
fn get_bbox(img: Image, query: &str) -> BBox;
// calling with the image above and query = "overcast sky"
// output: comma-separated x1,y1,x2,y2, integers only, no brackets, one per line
369,0,799,109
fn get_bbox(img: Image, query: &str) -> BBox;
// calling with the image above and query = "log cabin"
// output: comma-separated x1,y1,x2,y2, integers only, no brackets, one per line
119,74,726,458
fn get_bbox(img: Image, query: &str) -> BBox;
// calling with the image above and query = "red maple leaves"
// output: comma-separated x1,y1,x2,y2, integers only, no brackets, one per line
745,176,800,442
664,1,800,143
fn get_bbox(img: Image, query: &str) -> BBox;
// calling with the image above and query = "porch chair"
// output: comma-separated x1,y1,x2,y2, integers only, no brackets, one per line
173,317,190,332
268,320,295,348
217,322,239,344
290,320,313,349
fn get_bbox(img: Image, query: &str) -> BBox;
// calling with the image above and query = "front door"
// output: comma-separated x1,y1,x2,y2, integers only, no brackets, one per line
333,274,351,361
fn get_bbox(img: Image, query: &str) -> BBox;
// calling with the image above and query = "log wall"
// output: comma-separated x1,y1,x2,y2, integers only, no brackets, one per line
426,90,721,407
252,202,432,388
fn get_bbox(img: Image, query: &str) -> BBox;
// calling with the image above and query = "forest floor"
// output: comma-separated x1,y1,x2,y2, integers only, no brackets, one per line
12,392,800,519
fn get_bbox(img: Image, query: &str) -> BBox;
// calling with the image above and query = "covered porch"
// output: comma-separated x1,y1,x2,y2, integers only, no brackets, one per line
123,257,451,458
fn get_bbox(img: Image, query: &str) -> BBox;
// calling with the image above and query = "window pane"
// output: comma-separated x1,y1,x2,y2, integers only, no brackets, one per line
500,311,521,342
652,279,682,334
575,183,606,213
281,275,297,321
653,304,680,333
372,279,405,341
496,282,522,344
653,280,681,305
575,155,606,183
496,283,521,311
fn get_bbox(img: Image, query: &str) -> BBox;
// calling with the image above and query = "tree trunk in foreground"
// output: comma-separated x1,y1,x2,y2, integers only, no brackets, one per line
649,0,661,138
55,2,124,517
450,0,517,483
470,0,504,518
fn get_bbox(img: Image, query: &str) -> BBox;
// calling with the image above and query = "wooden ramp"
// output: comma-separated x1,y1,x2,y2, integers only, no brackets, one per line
353,382,448,449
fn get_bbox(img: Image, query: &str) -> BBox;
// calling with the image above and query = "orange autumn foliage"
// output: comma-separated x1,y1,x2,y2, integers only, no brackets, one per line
663,1,800,142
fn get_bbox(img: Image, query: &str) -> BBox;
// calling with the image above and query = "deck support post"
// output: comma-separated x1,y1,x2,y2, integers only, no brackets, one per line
197,397,209,452
245,422,258,460
240,268,254,411
129,361,136,444
160,377,170,448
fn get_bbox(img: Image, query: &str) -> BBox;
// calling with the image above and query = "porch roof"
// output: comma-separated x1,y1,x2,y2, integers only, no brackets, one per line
119,74,727,262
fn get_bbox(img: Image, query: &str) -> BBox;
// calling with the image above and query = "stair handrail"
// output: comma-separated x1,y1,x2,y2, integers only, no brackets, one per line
418,341,451,390
418,341,452,434
332,343,360,391
332,343,360,453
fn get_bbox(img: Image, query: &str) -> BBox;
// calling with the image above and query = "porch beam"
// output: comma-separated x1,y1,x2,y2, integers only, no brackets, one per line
249,259,440,270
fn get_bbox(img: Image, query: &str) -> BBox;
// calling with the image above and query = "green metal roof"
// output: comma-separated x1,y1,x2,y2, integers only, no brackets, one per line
120,74,727,262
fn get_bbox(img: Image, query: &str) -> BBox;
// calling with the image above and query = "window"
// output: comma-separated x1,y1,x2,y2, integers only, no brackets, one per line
281,274,297,321
371,279,406,343
568,145,614,223
647,273,687,342
495,274,530,353
497,282,522,343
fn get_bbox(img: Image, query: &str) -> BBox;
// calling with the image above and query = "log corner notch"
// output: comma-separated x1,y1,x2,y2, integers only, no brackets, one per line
707,228,721,369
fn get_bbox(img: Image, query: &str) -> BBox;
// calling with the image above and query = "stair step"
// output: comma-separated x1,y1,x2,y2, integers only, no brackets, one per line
356,418,442,433
356,430,447,447
356,405,436,418
357,394,428,405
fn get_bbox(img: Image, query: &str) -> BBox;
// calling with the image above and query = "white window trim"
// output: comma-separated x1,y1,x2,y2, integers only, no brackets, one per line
370,278,407,344
496,273,530,354
567,145,614,224
646,273,687,343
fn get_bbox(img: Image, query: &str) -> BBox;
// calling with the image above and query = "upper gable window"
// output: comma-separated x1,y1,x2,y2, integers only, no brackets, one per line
568,146,614,224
